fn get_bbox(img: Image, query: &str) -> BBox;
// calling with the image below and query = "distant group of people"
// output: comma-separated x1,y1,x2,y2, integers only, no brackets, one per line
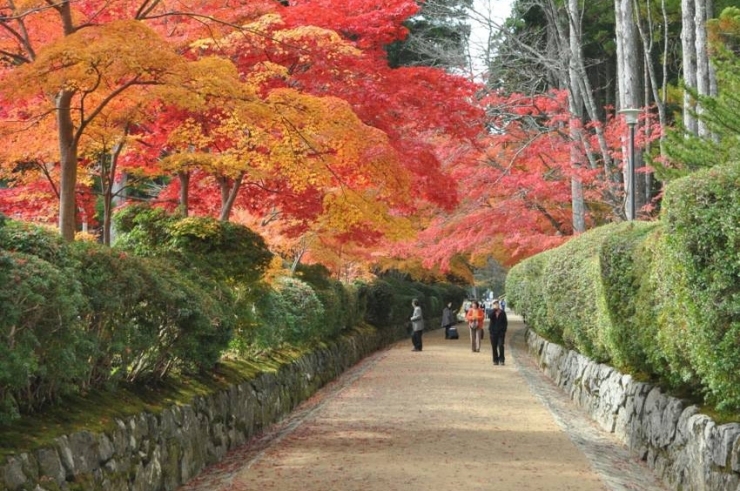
465,300,507,364
409,298,508,366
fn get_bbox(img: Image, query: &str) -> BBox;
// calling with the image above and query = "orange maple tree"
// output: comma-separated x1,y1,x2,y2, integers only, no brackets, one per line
0,0,494,276
0,0,280,240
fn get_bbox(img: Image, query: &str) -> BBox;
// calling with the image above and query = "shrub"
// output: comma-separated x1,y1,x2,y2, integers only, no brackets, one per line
111,205,174,257
125,260,235,381
507,161,740,410
508,223,654,362
0,220,72,267
361,280,395,328
598,222,661,374
0,251,87,423
506,252,554,339
114,206,272,284
251,277,326,349
296,263,357,337
641,230,699,390
662,162,740,409
168,217,272,284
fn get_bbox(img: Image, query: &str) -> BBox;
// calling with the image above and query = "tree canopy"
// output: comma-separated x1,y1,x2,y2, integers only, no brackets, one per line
0,0,737,280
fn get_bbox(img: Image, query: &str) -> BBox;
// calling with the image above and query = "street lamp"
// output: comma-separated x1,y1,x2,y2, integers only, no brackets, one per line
619,108,640,221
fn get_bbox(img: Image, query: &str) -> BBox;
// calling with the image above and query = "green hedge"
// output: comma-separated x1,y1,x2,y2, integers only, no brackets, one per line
113,205,273,284
358,274,466,331
0,215,261,422
507,161,740,411
0,210,460,423
0,250,87,424
662,162,740,409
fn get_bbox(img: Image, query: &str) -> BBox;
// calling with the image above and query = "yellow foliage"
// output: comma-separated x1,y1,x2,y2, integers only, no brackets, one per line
244,62,290,86
8,0,47,15
272,25,361,59
262,255,291,285
159,152,221,173
74,230,99,242
9,21,183,99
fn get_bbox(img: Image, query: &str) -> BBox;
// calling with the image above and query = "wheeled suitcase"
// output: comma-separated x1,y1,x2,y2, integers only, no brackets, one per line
447,326,459,339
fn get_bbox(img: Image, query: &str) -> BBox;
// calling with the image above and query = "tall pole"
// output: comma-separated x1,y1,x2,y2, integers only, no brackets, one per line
619,108,640,221
628,122,636,221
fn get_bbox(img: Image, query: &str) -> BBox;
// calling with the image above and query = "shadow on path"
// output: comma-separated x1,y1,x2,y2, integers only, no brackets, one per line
178,318,667,491
508,317,666,491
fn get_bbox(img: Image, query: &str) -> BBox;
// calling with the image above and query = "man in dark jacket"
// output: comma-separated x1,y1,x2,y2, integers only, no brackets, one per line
488,300,508,365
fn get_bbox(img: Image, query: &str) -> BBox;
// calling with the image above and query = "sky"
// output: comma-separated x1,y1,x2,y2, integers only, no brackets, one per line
467,0,514,78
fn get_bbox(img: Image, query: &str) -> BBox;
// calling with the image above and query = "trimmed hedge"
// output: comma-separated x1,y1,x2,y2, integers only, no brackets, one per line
0,210,463,424
358,275,466,332
507,161,740,411
113,205,273,284
662,162,740,409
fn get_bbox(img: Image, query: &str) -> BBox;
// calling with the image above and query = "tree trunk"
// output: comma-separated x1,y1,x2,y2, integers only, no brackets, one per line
102,140,126,246
178,171,190,216
568,0,585,233
290,236,308,274
54,1,80,241
695,0,712,138
109,171,127,245
57,90,78,241
558,1,616,195
218,172,245,222
682,0,698,135
102,182,113,246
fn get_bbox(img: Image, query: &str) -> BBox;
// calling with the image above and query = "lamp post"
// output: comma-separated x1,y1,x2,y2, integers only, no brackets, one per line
619,108,640,221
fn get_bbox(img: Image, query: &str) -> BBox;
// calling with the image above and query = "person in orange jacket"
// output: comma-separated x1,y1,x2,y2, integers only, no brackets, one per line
465,300,485,352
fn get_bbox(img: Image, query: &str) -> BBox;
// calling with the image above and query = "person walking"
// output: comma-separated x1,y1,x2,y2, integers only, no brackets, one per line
410,298,424,352
465,300,485,352
441,302,455,339
488,300,508,365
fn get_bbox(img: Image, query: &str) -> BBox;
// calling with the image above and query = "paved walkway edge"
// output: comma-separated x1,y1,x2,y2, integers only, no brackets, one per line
509,322,668,491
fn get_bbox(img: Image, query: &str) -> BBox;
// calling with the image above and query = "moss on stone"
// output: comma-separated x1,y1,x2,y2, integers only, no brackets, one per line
0,346,310,458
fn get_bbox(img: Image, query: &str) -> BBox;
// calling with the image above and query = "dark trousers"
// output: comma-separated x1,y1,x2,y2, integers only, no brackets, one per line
412,330,423,351
490,330,506,363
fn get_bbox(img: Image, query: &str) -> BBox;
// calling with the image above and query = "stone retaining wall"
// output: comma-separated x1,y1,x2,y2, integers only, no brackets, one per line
525,328,740,491
1,325,407,491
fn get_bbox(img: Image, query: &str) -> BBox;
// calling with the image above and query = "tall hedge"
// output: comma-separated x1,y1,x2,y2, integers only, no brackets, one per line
358,274,466,331
661,162,740,409
507,161,740,411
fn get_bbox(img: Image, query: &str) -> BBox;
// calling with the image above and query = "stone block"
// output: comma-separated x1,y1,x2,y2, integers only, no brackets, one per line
35,448,64,486
2,456,27,491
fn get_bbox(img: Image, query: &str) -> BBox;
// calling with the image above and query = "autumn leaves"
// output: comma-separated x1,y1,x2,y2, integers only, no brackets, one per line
0,1,482,277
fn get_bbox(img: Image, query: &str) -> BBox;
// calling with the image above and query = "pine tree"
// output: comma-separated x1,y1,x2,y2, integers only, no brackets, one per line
386,0,474,69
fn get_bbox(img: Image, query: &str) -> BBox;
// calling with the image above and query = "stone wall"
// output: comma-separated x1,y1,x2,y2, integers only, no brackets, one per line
0,325,407,491
525,328,740,491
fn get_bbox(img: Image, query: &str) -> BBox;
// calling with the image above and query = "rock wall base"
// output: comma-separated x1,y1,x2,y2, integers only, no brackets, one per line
526,328,740,491
1,325,406,491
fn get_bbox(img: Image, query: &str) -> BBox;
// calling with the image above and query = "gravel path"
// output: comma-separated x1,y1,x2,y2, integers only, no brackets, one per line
179,317,667,491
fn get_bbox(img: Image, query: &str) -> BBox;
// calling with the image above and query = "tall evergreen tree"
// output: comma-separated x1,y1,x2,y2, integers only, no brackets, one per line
662,7,740,176
386,0,474,69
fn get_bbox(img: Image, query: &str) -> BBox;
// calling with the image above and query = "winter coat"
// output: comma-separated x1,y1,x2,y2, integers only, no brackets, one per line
410,306,425,332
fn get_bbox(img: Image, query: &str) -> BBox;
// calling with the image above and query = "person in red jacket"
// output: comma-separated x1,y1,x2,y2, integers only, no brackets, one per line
465,300,485,352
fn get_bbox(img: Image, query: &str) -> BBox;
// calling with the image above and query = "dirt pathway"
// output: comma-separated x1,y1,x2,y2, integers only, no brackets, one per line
179,317,666,491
